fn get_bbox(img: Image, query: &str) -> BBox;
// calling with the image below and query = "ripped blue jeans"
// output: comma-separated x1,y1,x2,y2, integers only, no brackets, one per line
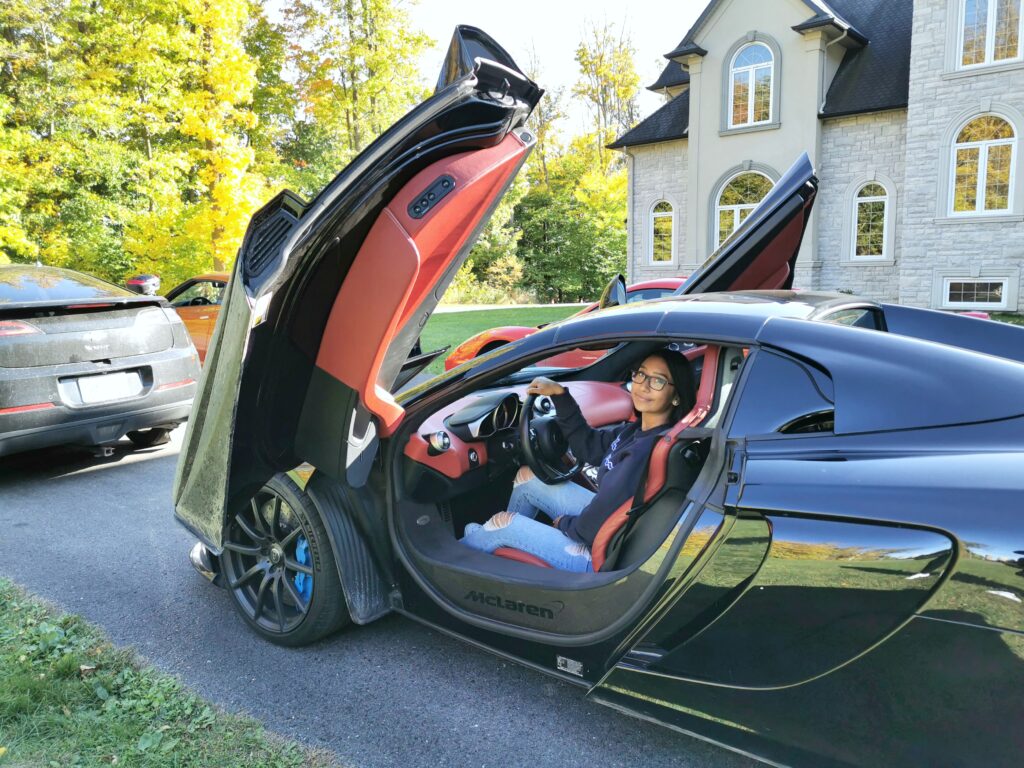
460,473,596,572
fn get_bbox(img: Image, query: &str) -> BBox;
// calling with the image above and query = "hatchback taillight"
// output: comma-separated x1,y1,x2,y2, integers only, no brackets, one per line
0,320,42,337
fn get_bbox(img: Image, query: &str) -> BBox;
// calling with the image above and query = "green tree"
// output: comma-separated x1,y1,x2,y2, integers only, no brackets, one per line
282,0,431,195
572,21,639,171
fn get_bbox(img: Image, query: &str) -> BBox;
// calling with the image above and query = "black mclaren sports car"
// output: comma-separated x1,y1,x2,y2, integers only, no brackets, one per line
174,27,1024,767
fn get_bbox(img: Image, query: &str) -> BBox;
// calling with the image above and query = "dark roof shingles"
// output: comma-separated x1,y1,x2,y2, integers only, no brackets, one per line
648,61,689,92
820,0,912,116
608,91,689,149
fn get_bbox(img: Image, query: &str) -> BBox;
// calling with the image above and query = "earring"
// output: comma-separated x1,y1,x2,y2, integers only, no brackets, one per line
672,398,680,406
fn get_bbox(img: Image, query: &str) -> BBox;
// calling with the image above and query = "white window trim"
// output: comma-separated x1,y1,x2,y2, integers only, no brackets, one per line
727,43,774,129
715,171,774,248
941,277,1010,309
958,0,1024,70
851,185,890,261
948,117,1017,216
931,267,1020,310
647,200,677,266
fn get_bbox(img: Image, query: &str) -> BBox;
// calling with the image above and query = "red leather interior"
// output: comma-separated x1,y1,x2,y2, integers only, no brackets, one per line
492,548,553,568
402,382,633,479
725,198,812,291
317,133,530,436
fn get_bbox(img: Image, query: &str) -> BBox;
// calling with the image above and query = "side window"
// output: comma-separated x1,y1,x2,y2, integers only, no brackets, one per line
819,308,885,330
728,350,834,437
171,281,225,307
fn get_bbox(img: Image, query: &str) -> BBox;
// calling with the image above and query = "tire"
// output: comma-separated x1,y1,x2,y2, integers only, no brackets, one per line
125,427,172,448
220,473,350,646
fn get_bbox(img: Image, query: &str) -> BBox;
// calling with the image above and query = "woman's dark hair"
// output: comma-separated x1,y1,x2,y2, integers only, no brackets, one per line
633,348,696,424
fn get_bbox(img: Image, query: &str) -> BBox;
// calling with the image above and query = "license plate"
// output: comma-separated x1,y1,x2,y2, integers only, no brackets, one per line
77,371,144,404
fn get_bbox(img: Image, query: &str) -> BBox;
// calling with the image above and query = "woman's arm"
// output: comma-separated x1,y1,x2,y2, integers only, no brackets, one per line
549,390,619,465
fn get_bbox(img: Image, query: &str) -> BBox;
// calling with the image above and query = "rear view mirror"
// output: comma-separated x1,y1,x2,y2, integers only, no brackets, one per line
598,274,627,310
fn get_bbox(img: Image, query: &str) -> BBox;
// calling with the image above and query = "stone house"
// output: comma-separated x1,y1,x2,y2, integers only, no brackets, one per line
611,0,1024,312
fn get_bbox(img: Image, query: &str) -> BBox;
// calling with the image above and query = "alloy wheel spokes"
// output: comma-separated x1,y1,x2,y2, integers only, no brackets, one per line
253,573,272,622
223,540,261,557
281,573,309,615
279,527,302,548
285,557,313,576
273,576,286,632
234,513,264,543
230,563,264,589
269,497,282,540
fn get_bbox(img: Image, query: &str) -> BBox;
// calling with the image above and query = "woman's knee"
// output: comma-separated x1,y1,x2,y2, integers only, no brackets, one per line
513,466,535,486
483,511,515,530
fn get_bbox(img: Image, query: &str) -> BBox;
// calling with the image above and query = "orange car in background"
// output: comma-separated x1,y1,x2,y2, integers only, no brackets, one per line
165,273,229,363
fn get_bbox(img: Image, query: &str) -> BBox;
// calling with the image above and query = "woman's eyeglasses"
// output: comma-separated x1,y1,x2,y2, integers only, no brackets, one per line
630,370,672,391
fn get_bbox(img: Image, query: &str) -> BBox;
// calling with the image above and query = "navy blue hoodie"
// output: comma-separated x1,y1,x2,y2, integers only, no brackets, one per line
549,389,668,548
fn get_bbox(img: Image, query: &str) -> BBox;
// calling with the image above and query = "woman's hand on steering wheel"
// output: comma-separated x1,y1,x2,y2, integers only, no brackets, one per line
520,383,581,485
525,377,565,397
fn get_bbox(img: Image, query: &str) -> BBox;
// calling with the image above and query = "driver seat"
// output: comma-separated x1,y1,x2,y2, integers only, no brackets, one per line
494,346,720,571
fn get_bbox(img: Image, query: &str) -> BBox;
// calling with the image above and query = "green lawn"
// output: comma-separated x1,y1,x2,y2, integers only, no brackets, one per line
420,306,583,374
0,579,334,768
992,312,1024,326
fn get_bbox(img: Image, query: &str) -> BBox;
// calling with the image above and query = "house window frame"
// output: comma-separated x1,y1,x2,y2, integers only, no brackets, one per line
931,267,1019,310
713,169,776,249
719,33,782,136
948,114,1017,216
935,103,1024,221
728,43,774,129
647,199,677,266
957,0,1024,70
942,277,1010,309
851,182,891,261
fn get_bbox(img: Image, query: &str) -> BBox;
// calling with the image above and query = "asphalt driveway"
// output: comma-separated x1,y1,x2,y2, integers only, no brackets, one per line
0,430,754,768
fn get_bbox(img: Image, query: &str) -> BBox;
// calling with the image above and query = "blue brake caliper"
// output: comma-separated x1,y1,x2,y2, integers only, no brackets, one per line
294,535,312,602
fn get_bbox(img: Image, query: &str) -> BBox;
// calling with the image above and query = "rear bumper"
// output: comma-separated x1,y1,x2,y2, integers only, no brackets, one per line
0,400,193,456
0,346,199,457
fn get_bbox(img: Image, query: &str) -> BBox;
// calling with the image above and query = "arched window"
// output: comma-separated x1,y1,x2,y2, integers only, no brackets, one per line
960,0,1022,68
729,43,773,128
853,182,889,259
649,201,674,263
950,115,1016,214
717,172,774,245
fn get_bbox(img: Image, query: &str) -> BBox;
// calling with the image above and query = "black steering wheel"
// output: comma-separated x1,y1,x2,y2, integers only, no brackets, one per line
519,394,583,485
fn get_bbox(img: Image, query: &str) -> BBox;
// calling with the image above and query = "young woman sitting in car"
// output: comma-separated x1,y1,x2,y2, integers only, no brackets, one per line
460,349,696,571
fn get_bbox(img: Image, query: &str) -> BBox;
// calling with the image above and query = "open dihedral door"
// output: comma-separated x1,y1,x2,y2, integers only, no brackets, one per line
173,26,541,550
673,153,818,296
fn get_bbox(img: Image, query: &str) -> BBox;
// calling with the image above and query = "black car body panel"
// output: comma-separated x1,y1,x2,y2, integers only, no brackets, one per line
173,26,1024,768
0,265,199,456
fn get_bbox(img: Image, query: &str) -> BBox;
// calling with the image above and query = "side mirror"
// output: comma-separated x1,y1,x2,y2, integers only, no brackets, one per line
598,274,627,310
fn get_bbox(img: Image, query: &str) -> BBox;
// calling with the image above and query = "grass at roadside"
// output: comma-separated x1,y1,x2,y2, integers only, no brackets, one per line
991,312,1024,326
0,579,334,768
420,306,583,374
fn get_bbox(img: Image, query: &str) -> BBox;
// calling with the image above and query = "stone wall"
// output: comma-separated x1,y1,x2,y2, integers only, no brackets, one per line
626,139,689,283
813,110,907,302
900,0,1024,310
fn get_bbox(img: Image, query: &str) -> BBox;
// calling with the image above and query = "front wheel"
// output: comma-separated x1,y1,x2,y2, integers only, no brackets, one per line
220,474,350,646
